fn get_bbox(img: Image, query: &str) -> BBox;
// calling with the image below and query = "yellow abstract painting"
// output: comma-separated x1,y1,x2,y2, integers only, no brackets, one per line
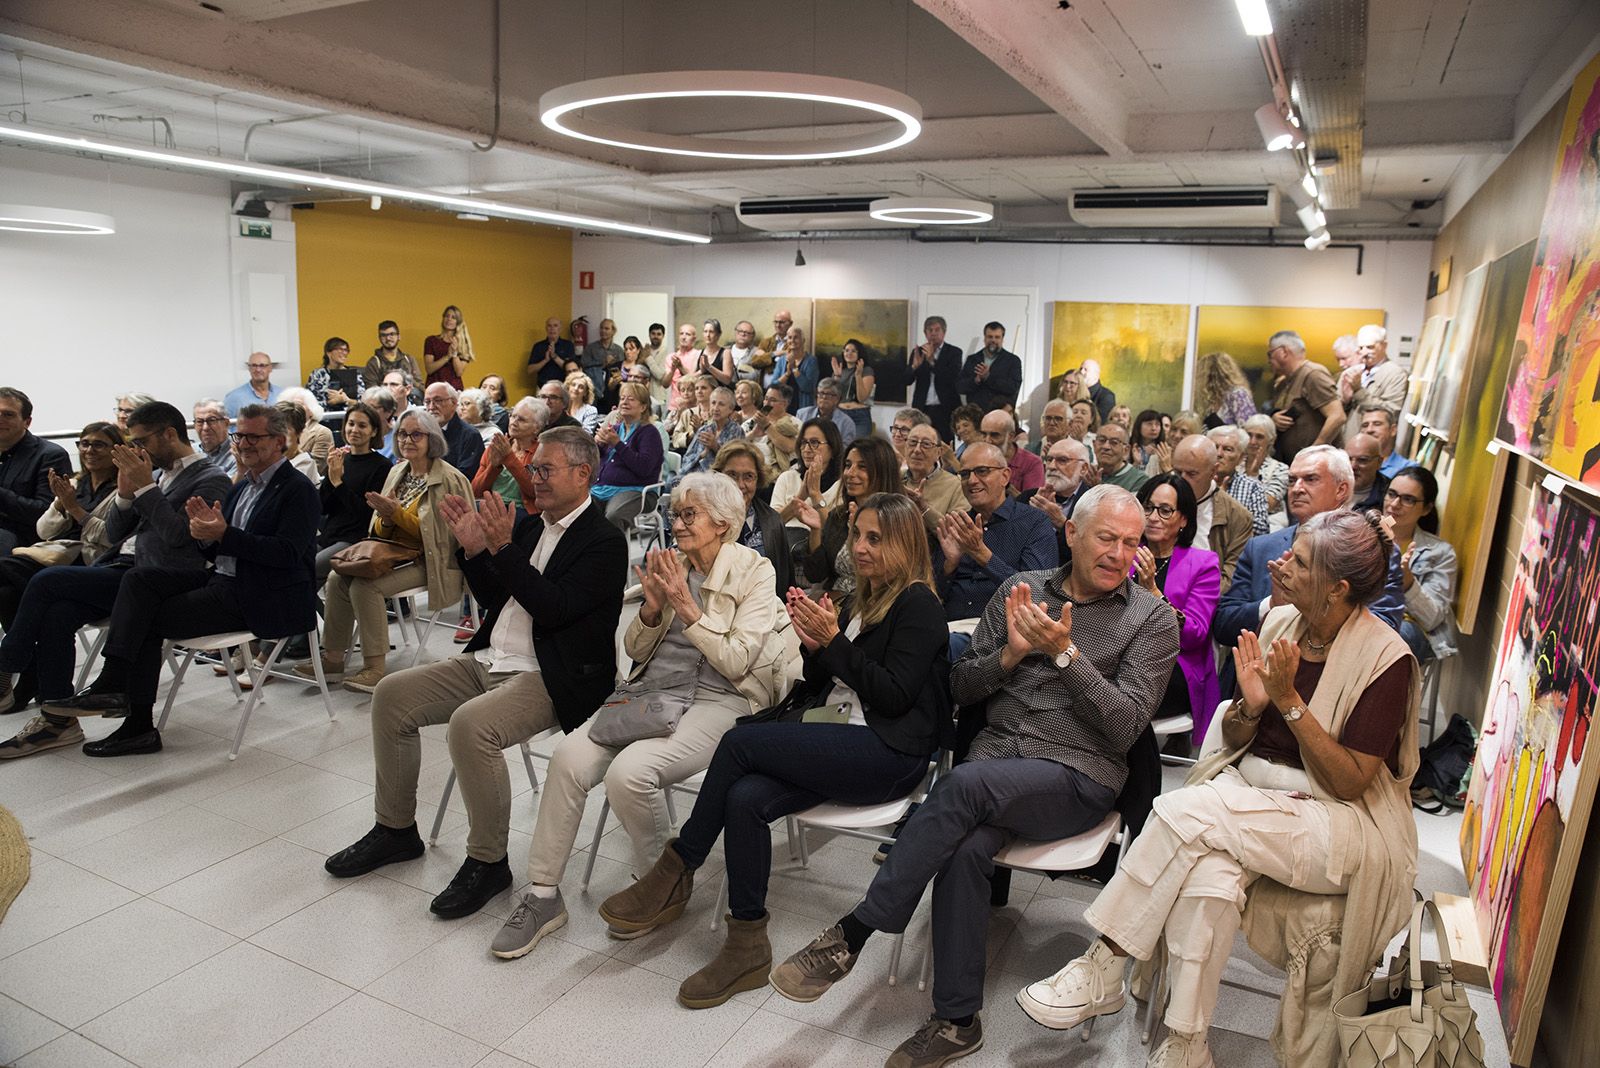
1195,305,1386,409
1049,302,1190,413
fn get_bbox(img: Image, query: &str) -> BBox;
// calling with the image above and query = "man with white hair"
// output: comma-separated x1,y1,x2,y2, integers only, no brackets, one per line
1341,324,1408,438
1028,436,1093,560
192,399,235,477
1030,399,1072,457
1205,425,1270,534
1172,435,1255,592
1267,330,1343,461
424,381,485,477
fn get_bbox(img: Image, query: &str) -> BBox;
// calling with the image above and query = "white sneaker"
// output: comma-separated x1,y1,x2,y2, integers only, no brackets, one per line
1016,938,1128,1029
1148,1031,1213,1068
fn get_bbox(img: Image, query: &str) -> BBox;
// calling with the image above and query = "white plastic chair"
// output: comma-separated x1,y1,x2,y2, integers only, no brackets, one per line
387,584,446,667
579,770,704,891
1152,713,1196,767
427,726,559,844
74,620,112,691
158,628,336,759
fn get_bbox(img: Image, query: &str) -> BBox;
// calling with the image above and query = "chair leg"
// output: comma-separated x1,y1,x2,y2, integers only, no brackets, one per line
796,822,811,868
221,646,243,701
785,815,799,860
306,629,336,721
917,931,934,991
229,638,287,760
581,799,611,891
711,872,729,931
410,610,444,668
519,741,540,793
75,628,108,691
887,929,905,986
429,769,457,845
157,648,198,729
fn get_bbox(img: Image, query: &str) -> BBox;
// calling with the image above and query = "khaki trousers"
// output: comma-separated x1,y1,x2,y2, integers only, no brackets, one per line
323,562,429,665
371,655,558,862
1084,768,1353,1035
525,690,747,884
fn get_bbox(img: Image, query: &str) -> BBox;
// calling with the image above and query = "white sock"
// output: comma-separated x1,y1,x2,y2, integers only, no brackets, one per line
527,883,558,899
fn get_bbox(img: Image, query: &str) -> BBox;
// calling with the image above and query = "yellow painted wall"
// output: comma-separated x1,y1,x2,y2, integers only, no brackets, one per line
292,202,571,397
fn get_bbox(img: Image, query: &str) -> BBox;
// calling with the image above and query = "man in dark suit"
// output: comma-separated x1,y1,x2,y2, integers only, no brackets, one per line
0,386,72,555
910,315,964,441
956,322,1023,414
46,404,319,756
424,381,486,477
527,316,576,386
322,426,627,921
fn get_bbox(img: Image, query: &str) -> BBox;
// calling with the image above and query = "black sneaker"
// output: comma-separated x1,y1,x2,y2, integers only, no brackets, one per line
0,716,85,759
887,1014,984,1068
430,856,513,919
324,823,425,877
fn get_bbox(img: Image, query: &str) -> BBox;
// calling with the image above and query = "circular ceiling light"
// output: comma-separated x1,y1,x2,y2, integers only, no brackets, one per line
540,72,922,161
869,197,993,225
0,203,115,235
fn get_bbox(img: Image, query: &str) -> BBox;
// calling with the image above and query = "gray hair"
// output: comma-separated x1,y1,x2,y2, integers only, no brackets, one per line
118,391,157,410
1049,435,1091,462
396,408,448,460
1267,330,1306,356
425,381,459,401
1207,424,1248,451
538,425,600,484
893,407,932,428
1332,334,1358,357
1071,483,1142,528
278,386,324,421
1243,412,1277,444
815,376,840,394
1296,509,1393,606
513,395,548,429
671,472,746,544
193,398,226,418
361,386,397,418
1293,443,1354,504
1357,323,1388,346
235,403,289,440
458,387,491,420
1358,401,1399,427
710,385,735,404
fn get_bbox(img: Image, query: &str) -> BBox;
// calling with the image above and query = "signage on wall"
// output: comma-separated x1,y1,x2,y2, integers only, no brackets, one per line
579,271,595,290
239,220,273,239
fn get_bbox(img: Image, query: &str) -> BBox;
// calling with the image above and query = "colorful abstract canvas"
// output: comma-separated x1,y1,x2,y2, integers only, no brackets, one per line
1403,315,1449,428
1498,51,1600,487
1049,302,1190,413
812,299,912,403
1419,263,1489,439
1193,305,1385,410
1460,485,1600,1062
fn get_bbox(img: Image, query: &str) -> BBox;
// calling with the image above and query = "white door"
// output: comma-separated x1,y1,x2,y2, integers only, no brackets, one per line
605,288,674,344
917,285,1040,419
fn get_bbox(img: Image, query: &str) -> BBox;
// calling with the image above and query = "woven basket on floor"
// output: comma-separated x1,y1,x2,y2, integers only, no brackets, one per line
0,804,30,925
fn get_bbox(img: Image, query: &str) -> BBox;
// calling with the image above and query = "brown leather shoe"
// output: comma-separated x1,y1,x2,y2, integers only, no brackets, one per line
679,913,771,1009
597,839,694,937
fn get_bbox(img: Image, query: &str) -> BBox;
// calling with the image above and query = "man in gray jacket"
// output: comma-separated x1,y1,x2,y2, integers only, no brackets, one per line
0,400,230,756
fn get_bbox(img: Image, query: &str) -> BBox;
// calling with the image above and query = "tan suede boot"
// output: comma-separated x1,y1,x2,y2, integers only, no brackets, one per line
597,839,694,937
678,914,772,1008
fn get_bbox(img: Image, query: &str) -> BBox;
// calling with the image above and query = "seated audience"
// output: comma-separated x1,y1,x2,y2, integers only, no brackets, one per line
598,493,949,1012
304,408,472,693
771,417,842,539
315,403,392,582
758,413,800,486
320,426,626,919
678,386,743,478
1194,350,1259,429
224,352,283,417
565,371,601,434
712,441,794,596
273,401,321,485
538,379,584,434
478,373,511,428
457,388,499,445
1344,430,1389,511
1028,437,1094,560
733,380,764,433
114,392,157,431
306,336,365,411
1134,474,1221,747
765,485,1177,1062
1242,413,1290,512
279,388,333,477
1207,424,1272,532
1068,398,1101,452
593,382,665,531
1023,510,1417,1068
1171,434,1255,594
46,404,318,756
901,422,964,526
796,377,858,444
1361,402,1407,479
1093,422,1149,493
0,387,74,554
833,339,876,438
935,442,1058,623
1132,409,1167,468
1108,403,1132,430
1384,465,1458,664
492,472,796,960
359,385,399,458
473,397,547,513
670,375,715,450
367,320,422,390
795,436,901,601
1030,399,1071,457
981,409,1044,495
950,403,985,459
192,399,236,476
424,382,487,477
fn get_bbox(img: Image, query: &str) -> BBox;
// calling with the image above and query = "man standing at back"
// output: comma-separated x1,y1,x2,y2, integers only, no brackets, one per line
958,322,1022,413
224,352,282,418
1267,331,1342,462
366,321,422,390
911,315,964,441
0,387,72,555
1342,324,1408,439
1361,403,1407,478
527,317,575,387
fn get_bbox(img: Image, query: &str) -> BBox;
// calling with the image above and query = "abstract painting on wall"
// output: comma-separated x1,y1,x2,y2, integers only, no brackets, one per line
1438,241,1536,632
1402,314,1449,435
1498,51,1600,487
812,299,912,403
1418,262,1489,439
1460,484,1600,1063
1193,305,1385,410
1049,302,1190,413
672,297,813,354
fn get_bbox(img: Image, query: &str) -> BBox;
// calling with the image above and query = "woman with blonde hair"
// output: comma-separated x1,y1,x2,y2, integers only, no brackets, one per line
593,381,664,530
425,305,474,390
599,493,951,1010
564,371,601,434
1194,351,1258,429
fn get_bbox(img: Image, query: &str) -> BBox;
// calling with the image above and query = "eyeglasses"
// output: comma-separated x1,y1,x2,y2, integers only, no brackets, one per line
528,463,573,481
393,430,427,443
799,439,828,452
193,416,228,427
115,406,137,417
960,466,1003,480
666,507,701,527
1384,489,1423,508
231,432,276,444
1048,455,1083,468
1143,502,1178,519
76,439,112,451
906,439,938,451
378,330,400,338
1093,434,1124,447
889,425,911,437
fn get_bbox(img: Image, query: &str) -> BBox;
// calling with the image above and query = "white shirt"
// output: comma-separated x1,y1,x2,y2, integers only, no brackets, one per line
1194,486,1215,547
475,495,593,674
920,345,942,406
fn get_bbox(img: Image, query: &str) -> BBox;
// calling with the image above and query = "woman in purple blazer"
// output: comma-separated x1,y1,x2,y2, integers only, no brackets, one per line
1134,474,1221,751
592,381,665,531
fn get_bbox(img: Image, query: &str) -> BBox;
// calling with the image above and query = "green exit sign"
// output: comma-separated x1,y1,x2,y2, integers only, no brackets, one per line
239,220,273,239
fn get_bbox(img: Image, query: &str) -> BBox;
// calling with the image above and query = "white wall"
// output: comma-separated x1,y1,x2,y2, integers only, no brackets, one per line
572,234,1432,419
0,146,296,438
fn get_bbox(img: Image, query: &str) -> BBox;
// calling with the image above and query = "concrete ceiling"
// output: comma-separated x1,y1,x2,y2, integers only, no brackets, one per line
1,0,1597,242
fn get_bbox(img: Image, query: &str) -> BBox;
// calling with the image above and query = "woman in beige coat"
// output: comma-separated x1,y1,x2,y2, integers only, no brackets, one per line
303,408,471,693
490,471,799,962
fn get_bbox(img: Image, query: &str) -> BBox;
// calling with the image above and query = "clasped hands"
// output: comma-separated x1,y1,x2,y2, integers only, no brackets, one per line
439,493,516,557
633,548,699,626
1231,630,1301,719
1000,583,1073,670
184,495,228,542
111,443,155,496
786,586,839,652
936,510,989,571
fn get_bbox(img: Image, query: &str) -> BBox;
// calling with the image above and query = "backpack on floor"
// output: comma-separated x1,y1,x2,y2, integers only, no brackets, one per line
1412,713,1476,813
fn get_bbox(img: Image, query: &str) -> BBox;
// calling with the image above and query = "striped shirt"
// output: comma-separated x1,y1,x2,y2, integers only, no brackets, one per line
951,564,1180,793
1225,472,1271,534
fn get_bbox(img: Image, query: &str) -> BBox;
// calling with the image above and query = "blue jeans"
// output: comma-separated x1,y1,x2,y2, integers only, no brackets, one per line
0,564,128,701
673,722,930,920
1400,621,1436,663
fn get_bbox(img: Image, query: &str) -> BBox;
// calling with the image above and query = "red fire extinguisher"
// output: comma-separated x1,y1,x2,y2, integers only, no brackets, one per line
570,316,589,348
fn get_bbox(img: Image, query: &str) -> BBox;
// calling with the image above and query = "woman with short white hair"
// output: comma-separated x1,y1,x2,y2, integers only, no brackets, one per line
491,471,796,963
1242,414,1290,512
279,386,333,478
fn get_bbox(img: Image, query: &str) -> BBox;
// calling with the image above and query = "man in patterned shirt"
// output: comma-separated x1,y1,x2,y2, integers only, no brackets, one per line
769,484,1179,1066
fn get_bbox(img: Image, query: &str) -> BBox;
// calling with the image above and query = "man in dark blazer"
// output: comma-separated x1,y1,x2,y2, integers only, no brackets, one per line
47,404,319,756
0,386,72,554
956,322,1023,413
322,426,627,921
910,315,964,441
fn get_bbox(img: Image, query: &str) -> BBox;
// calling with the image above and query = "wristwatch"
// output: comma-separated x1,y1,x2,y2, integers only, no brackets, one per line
1282,703,1307,723
1053,643,1079,670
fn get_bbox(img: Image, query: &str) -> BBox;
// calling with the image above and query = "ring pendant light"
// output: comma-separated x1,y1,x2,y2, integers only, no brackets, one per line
540,72,922,161
0,204,116,235
868,197,993,225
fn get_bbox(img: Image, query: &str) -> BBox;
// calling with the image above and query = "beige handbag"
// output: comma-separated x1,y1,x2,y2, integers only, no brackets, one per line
10,540,82,567
1334,898,1486,1068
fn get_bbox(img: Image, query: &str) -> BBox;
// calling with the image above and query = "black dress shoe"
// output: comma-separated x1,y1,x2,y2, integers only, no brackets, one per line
42,691,130,718
324,823,425,878
82,729,162,757
430,856,512,919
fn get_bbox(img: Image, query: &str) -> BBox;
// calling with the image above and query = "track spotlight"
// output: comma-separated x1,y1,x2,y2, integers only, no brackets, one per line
1254,104,1304,151
795,247,806,267
1304,229,1332,251
1295,204,1327,232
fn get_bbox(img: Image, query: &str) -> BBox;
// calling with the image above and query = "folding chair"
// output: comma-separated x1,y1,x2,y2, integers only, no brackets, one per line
427,726,559,844
158,627,336,759
387,584,447,667
579,770,705,890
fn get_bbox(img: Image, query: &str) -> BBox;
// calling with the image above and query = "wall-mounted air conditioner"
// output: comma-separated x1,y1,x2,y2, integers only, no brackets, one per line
1067,187,1280,228
736,195,896,232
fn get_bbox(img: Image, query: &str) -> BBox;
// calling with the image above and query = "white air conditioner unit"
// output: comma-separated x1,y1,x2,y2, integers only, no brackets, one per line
736,195,899,232
1068,187,1281,228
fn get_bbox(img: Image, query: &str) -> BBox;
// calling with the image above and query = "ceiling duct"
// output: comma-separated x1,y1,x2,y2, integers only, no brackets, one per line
1271,0,1367,210
736,195,901,233
1068,187,1281,228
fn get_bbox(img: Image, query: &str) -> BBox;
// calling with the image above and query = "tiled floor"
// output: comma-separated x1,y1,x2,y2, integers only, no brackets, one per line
0,621,1510,1068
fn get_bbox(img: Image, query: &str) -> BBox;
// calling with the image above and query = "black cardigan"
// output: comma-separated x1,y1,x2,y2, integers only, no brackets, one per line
748,496,793,597
318,451,393,546
801,582,950,758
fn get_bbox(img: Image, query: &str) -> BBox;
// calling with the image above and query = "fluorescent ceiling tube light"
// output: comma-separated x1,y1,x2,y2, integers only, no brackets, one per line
868,197,993,225
1295,204,1327,232
1234,0,1273,36
0,203,115,234
0,122,710,244
1254,104,1304,151
1304,229,1332,251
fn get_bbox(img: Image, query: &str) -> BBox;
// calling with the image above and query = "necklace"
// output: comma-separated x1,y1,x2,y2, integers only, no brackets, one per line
1304,635,1330,652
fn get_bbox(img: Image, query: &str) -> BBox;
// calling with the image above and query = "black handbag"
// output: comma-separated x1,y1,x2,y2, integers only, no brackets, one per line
737,677,827,726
